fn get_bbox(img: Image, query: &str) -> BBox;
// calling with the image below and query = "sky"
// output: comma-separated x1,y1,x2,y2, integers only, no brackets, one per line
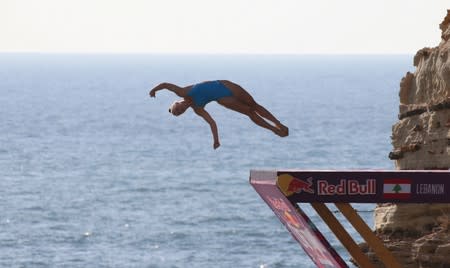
0,0,448,54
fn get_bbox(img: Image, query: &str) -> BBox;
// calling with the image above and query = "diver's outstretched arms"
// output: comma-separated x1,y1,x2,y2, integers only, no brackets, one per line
149,82,191,98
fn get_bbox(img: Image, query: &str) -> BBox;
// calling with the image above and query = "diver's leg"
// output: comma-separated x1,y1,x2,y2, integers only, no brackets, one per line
217,97,285,136
221,80,288,136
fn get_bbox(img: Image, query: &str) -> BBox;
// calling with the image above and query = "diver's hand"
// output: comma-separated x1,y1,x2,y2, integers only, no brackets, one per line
213,141,220,150
149,83,166,97
149,88,157,97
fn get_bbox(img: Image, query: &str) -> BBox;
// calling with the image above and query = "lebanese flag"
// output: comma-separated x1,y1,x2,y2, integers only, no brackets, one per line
383,179,412,199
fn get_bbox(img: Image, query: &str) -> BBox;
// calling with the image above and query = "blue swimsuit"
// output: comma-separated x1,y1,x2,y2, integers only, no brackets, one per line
187,81,233,107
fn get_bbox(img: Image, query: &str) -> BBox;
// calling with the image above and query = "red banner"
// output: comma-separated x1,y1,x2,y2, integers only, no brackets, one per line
250,171,348,268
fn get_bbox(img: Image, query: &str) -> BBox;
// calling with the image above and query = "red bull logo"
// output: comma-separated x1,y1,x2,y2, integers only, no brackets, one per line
277,174,314,196
287,177,314,193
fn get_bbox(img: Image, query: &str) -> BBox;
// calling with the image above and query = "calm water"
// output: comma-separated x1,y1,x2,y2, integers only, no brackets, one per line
0,54,412,267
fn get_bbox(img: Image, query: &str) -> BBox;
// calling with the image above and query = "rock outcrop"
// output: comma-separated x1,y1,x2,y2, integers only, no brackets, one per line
390,10,450,169
368,10,450,268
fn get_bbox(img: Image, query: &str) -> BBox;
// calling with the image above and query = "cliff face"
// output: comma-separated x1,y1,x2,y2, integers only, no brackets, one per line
371,10,450,268
390,10,450,169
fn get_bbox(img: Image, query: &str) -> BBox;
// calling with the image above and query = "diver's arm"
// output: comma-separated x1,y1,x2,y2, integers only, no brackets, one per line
194,107,220,149
149,83,190,97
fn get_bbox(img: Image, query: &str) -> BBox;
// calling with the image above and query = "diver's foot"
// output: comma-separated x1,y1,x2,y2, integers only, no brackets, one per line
275,126,289,137
279,125,289,137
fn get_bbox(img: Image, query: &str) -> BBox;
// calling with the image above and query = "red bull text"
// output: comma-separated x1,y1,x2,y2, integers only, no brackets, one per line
318,179,376,196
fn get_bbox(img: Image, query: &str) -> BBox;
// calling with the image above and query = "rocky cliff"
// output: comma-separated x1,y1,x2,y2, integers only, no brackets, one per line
368,10,450,268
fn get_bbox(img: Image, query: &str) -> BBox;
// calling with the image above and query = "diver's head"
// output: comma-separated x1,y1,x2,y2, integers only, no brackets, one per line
168,100,189,116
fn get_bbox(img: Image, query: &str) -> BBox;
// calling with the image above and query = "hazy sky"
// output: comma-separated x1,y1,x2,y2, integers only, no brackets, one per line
1,0,448,54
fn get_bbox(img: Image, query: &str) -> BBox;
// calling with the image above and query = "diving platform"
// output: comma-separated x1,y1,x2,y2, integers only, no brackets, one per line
250,170,450,268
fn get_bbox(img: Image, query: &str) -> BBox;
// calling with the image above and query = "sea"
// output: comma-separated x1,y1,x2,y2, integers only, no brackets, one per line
0,54,413,268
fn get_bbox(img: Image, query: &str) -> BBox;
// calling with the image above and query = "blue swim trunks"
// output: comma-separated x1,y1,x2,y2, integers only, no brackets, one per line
187,80,233,107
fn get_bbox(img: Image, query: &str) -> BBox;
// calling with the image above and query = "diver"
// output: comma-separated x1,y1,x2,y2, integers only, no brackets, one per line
149,80,288,149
